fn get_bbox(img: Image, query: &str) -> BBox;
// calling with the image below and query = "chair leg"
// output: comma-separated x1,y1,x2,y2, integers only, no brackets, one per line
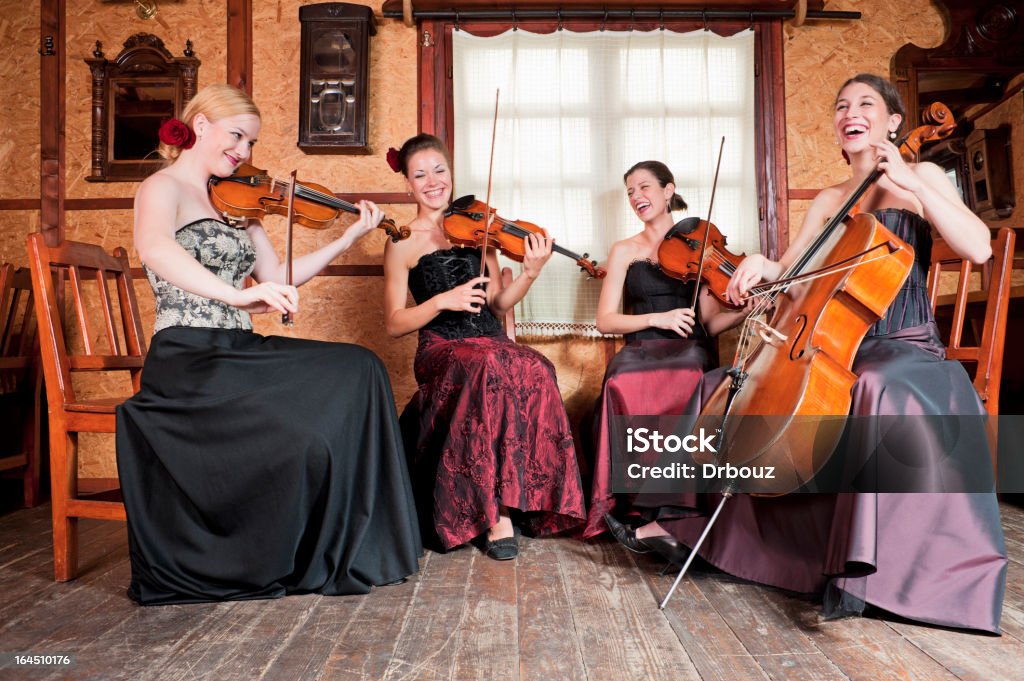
21,374,43,508
49,430,78,581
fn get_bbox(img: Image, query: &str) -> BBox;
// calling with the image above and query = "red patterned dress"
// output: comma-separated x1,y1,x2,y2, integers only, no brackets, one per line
403,247,586,549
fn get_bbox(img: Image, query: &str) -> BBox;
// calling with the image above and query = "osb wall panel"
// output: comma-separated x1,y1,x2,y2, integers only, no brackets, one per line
783,0,944,243
256,274,420,403
0,212,39,266
248,3,423,425
0,0,41,199
64,0,228,200
251,2,418,197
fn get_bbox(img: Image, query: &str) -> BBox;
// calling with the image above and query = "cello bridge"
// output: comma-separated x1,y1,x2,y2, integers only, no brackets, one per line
751,318,787,346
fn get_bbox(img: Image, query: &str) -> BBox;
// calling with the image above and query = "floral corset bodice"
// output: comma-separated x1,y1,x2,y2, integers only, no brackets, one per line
145,218,256,333
624,260,709,344
408,247,504,340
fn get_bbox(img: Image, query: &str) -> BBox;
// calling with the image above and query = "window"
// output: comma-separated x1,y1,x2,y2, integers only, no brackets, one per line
419,19,787,335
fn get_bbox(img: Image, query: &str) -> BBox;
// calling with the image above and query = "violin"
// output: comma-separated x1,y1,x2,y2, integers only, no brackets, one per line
208,163,411,242
692,102,957,495
658,217,746,308
443,195,606,278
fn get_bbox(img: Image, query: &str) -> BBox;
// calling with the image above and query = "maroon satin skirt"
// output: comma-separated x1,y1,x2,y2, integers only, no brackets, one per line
583,338,712,539
404,331,585,550
642,323,1007,633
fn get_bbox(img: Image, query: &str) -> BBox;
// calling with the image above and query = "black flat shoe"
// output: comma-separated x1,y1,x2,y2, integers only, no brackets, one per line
639,535,690,567
379,577,408,587
603,514,651,554
484,527,520,561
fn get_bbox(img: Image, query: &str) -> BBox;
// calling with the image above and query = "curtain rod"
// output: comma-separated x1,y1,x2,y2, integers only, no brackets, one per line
382,8,861,22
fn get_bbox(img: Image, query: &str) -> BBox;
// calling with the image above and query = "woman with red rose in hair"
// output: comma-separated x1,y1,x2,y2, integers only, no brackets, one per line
383,133,585,560
116,83,421,604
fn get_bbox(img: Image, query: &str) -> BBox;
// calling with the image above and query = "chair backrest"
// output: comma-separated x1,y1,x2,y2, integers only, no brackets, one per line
26,234,147,407
926,227,1015,415
0,264,38,395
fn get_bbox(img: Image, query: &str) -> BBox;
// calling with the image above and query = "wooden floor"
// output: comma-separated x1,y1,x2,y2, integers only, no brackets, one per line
3,503,1024,681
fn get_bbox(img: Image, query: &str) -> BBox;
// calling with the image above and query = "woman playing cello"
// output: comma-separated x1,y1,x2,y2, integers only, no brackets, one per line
383,134,585,560
609,75,1006,633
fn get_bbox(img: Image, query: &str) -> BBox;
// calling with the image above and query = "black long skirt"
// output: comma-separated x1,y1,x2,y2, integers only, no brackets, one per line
116,327,422,605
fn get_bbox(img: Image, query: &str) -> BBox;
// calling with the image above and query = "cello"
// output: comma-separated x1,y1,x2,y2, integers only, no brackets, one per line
657,103,957,608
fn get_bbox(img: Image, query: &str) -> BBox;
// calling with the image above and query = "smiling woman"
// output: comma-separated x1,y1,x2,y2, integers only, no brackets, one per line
115,83,422,605
382,133,586,560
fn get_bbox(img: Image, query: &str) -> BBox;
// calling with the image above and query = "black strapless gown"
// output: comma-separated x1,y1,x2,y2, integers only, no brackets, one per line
116,219,421,604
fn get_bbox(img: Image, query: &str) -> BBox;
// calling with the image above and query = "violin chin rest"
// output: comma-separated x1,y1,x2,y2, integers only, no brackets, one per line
450,194,477,210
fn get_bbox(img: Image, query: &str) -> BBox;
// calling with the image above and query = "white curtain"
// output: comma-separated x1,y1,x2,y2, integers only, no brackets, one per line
453,28,757,336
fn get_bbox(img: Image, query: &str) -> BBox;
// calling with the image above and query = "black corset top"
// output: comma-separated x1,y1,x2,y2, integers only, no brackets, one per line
624,260,709,344
408,247,504,340
867,208,934,337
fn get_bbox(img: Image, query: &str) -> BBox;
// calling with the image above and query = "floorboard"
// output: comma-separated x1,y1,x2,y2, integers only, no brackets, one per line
0,502,1022,680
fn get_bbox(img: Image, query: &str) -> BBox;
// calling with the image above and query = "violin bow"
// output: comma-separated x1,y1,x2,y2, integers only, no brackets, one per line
282,169,298,326
690,136,726,311
478,89,501,279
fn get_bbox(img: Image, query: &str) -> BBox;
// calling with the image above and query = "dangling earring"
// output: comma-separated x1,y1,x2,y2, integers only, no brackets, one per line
888,130,898,141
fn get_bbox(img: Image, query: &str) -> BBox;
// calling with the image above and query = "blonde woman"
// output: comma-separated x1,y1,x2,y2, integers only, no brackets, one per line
117,84,420,604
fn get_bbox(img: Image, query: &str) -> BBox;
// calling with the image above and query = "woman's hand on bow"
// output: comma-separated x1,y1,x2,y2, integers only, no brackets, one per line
650,307,696,338
436,275,490,313
232,281,299,315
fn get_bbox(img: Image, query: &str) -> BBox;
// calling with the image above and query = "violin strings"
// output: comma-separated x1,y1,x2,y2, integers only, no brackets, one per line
499,222,584,262
253,173,361,214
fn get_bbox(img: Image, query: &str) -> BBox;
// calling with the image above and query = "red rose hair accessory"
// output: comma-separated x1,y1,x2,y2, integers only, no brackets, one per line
386,147,401,173
158,118,196,150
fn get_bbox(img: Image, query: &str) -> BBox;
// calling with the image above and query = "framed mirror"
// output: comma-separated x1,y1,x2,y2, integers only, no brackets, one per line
84,33,200,182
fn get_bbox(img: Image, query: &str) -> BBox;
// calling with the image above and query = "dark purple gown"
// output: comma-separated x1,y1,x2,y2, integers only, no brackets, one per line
584,261,714,538
403,247,586,550
638,209,1007,633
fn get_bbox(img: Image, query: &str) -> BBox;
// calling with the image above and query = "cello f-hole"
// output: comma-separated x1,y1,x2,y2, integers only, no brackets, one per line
789,314,809,361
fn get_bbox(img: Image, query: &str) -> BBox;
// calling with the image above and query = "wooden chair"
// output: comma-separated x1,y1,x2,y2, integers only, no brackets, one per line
0,264,43,507
927,227,1015,470
26,234,147,581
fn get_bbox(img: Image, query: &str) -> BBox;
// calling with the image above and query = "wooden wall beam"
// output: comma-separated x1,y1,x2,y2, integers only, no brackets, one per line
756,18,788,257
226,0,253,94
40,0,65,246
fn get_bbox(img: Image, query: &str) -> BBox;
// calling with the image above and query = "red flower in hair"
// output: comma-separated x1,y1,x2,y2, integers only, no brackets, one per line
158,118,196,150
386,147,401,173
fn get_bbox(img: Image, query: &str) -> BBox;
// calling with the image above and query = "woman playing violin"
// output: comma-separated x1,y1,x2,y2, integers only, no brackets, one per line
384,133,585,560
610,74,1006,634
585,161,747,539
117,84,421,604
